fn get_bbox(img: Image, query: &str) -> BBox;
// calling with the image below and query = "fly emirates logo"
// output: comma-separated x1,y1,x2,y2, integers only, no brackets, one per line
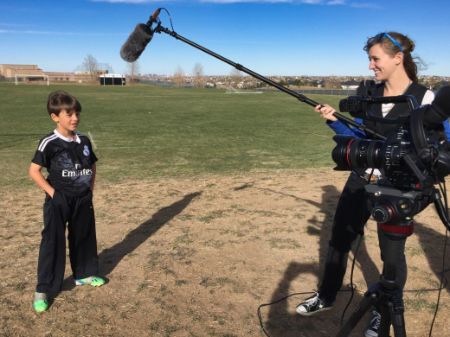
62,164,93,178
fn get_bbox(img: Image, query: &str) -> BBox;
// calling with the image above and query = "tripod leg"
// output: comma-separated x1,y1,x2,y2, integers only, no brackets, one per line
377,226,409,337
389,298,406,337
335,292,376,337
378,303,391,337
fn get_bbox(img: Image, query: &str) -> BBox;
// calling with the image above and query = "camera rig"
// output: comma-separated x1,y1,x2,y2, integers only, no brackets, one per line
333,92,450,232
331,91,450,337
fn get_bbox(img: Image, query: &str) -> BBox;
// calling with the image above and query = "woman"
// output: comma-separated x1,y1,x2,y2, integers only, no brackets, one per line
296,32,447,337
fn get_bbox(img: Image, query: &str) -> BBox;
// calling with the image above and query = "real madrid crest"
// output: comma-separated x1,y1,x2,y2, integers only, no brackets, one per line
83,145,90,157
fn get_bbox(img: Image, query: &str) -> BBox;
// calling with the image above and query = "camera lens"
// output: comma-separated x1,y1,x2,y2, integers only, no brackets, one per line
372,204,395,223
332,135,384,171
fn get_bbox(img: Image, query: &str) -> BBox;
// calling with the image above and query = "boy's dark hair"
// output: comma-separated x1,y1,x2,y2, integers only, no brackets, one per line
47,91,82,116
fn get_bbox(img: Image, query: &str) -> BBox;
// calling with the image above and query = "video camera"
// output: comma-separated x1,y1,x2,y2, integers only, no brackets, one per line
331,86,450,226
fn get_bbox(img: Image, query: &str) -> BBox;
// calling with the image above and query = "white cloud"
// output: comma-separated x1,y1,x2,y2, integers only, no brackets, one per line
199,0,321,3
327,0,346,5
90,0,379,6
90,0,165,3
0,23,34,28
349,2,381,9
0,29,122,36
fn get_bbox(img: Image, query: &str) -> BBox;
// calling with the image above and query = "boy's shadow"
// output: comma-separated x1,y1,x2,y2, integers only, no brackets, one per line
263,185,380,337
61,191,202,291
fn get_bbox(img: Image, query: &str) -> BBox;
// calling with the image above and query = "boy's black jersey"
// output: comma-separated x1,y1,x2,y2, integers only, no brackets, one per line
32,130,98,196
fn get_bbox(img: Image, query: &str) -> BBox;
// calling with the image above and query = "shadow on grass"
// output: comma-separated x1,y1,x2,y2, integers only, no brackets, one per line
99,191,202,276
264,215,450,337
262,184,380,337
62,191,202,291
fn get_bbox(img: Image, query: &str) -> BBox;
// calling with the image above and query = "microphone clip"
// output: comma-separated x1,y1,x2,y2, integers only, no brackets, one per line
145,8,162,30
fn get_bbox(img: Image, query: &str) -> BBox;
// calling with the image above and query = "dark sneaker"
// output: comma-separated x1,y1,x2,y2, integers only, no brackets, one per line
296,292,332,316
364,310,381,337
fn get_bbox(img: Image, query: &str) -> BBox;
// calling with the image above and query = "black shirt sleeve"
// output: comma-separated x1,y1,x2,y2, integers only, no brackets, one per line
31,139,50,168
87,138,98,164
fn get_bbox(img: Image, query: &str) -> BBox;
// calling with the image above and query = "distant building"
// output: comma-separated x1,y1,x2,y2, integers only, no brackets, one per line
340,80,360,90
99,73,126,86
0,64,105,84
0,64,45,78
0,64,49,84
44,71,77,82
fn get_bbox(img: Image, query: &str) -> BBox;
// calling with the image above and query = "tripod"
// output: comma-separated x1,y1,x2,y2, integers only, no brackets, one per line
336,277,406,337
336,219,414,337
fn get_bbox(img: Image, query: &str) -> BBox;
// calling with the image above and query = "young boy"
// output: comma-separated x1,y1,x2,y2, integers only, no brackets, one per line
29,91,105,313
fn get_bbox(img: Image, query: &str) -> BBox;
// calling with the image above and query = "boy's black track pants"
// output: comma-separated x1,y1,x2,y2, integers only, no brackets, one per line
36,190,99,294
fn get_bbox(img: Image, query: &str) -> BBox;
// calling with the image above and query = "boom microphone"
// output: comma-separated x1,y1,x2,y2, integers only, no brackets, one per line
120,24,153,62
120,8,161,63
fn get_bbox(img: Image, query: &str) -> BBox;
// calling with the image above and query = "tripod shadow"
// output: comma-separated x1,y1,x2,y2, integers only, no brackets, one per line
414,221,450,292
264,185,380,336
61,191,202,291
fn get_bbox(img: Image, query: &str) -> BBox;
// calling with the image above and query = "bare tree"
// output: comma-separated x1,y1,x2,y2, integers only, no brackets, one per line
82,54,100,82
229,67,242,88
192,63,205,88
173,66,185,87
127,61,140,85
323,78,341,89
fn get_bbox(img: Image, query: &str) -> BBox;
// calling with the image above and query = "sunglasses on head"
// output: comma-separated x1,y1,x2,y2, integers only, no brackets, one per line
370,33,404,52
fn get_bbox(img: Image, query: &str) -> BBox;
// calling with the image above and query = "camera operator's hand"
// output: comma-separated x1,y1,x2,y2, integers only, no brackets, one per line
315,104,337,122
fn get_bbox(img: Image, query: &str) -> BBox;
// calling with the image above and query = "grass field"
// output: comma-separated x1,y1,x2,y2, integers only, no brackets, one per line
2,83,450,337
0,83,344,188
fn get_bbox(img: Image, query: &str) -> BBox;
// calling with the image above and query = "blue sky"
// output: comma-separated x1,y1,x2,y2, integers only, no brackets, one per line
1,0,449,76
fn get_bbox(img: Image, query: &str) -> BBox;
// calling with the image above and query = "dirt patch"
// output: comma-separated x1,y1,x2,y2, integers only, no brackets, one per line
1,169,450,337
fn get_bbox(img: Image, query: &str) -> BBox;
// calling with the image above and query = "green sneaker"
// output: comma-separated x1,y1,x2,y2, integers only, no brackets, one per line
33,292,48,313
75,276,105,287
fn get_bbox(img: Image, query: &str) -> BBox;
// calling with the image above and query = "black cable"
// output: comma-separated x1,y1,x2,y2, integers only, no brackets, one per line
337,171,373,325
428,230,448,337
159,7,175,31
340,234,362,326
257,291,315,337
257,282,448,337
428,181,449,337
